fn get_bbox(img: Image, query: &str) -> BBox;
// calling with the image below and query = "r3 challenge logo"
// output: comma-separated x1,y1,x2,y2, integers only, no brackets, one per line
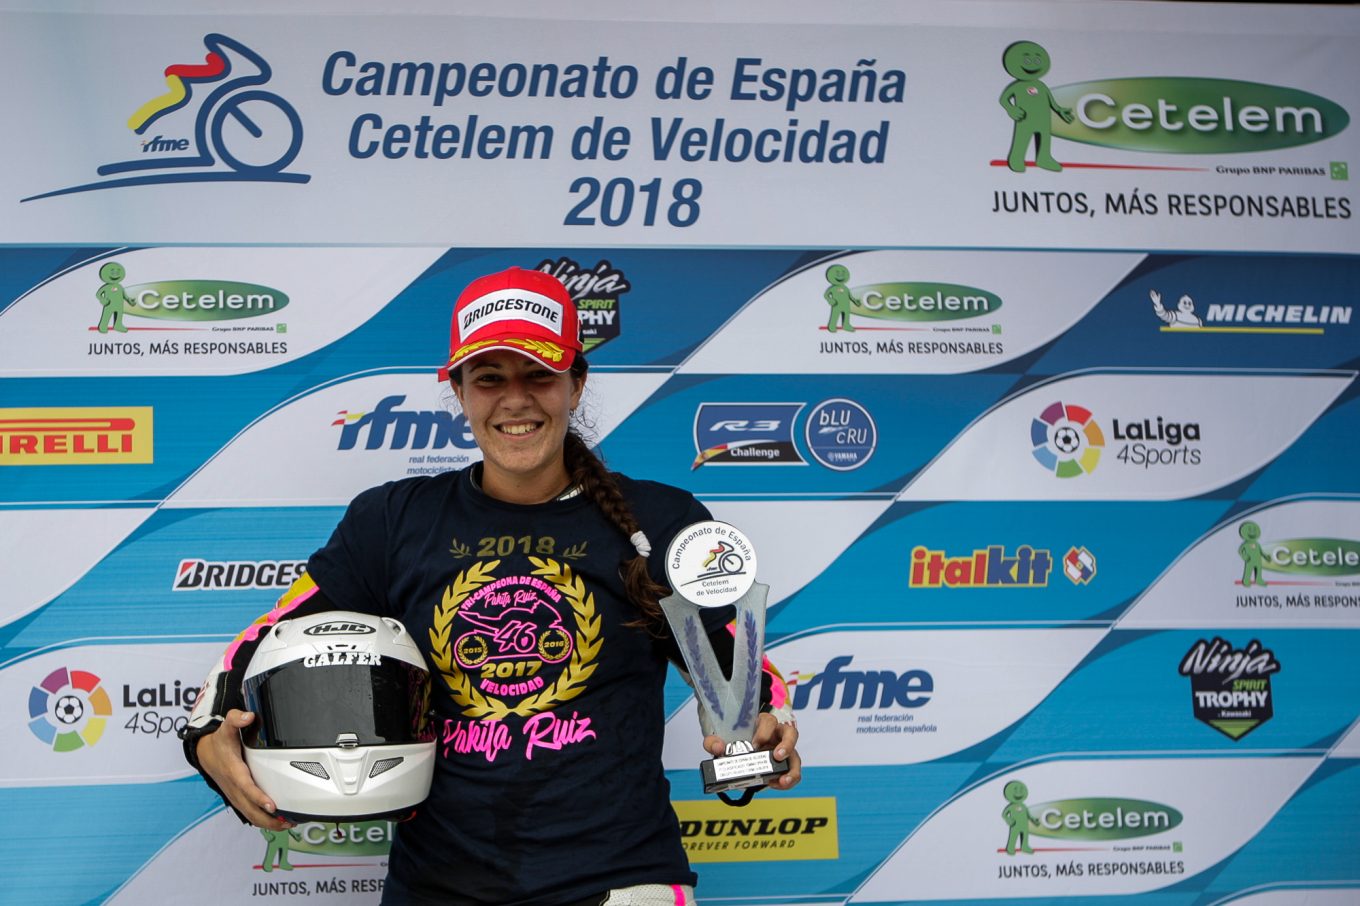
692,400,876,471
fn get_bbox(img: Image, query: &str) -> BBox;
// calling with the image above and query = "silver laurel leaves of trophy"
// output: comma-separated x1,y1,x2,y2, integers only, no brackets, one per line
660,521,788,803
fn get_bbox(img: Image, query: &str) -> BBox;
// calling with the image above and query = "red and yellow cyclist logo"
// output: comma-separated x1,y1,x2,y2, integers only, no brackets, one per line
24,33,309,202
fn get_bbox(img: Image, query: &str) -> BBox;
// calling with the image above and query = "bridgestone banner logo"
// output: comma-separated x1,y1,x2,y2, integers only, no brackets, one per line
172,559,307,591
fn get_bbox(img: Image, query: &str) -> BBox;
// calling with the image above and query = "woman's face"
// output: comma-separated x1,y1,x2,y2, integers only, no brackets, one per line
452,350,584,500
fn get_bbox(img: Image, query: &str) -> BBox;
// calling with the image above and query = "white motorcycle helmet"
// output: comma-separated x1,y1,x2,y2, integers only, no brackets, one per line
241,611,436,822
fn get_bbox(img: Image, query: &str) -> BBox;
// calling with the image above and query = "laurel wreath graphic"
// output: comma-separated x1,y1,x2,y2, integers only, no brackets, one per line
507,338,565,362
429,558,601,720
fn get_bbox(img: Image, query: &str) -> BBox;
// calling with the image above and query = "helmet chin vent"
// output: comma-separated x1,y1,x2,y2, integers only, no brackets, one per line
369,756,405,778
289,760,331,780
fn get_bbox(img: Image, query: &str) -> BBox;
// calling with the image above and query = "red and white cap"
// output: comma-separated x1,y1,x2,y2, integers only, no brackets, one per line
436,267,582,381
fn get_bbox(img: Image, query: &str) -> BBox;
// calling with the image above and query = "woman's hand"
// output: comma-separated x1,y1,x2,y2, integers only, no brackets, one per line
196,709,293,829
704,711,801,791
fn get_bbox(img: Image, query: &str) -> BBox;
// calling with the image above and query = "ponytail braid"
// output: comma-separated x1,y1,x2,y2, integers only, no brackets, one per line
563,429,669,631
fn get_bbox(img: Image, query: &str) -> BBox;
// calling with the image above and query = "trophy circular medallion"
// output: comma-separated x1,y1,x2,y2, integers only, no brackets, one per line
664,520,758,608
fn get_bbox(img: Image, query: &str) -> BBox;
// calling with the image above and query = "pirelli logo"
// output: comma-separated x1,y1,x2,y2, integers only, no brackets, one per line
672,796,839,863
0,407,154,465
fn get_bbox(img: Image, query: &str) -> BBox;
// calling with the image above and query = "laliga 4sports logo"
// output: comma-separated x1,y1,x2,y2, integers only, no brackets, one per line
28,666,113,752
995,39,1349,173
24,33,309,202
1031,400,1203,477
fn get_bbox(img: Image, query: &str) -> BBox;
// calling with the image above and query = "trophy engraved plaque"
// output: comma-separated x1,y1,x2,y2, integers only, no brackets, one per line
660,521,788,800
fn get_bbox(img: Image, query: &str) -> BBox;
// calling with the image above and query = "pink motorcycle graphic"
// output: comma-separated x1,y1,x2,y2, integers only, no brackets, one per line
454,596,574,669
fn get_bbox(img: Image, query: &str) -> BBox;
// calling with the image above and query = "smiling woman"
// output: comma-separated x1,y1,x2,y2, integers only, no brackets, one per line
180,266,802,906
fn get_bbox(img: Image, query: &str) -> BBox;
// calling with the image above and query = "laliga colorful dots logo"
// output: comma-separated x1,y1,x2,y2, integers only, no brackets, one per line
1031,401,1104,478
28,667,113,752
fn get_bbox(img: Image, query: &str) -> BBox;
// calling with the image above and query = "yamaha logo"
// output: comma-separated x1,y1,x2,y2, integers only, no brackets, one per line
303,621,376,637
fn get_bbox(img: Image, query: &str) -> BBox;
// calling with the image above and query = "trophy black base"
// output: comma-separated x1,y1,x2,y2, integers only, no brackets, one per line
700,749,789,795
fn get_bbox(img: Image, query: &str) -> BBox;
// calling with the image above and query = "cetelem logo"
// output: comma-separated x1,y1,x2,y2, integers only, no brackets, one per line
535,257,630,353
1030,401,1103,478
1178,637,1281,740
822,263,1002,333
90,260,288,335
910,545,1054,588
1052,78,1349,154
24,33,309,203
1235,520,1360,611
1147,288,1351,336
255,821,394,878
333,397,477,452
28,667,113,752
0,407,153,465
1000,779,1184,857
995,39,1348,173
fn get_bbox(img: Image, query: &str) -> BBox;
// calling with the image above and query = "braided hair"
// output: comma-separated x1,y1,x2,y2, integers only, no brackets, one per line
451,354,669,630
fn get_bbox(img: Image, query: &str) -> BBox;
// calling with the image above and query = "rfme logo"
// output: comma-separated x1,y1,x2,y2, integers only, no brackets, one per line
788,656,934,710
141,135,191,153
332,396,477,451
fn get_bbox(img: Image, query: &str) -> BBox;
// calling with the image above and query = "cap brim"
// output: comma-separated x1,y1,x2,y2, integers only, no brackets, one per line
437,335,576,381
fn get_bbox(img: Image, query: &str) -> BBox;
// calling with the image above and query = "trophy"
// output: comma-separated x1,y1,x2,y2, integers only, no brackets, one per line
660,521,788,802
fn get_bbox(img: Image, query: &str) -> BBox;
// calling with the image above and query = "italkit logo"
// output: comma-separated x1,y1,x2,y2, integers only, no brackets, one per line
818,263,1004,361
996,39,1349,173
910,545,1055,588
27,666,113,752
534,257,630,353
1147,288,1351,335
692,400,876,470
25,33,310,203
1178,637,1281,740
1031,400,1203,476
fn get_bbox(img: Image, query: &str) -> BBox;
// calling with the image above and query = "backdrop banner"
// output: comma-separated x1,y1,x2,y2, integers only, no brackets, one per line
1,3,1357,905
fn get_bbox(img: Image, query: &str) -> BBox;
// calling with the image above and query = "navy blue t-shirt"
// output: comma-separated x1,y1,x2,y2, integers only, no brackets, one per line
307,465,713,905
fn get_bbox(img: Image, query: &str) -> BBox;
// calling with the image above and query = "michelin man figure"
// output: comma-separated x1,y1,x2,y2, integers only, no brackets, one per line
1150,289,1203,328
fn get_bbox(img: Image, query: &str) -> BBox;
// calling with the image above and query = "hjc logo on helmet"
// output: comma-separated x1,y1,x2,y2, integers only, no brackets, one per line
304,622,378,636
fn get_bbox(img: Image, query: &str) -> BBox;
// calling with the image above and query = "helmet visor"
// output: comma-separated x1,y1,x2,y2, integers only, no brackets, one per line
241,658,433,749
